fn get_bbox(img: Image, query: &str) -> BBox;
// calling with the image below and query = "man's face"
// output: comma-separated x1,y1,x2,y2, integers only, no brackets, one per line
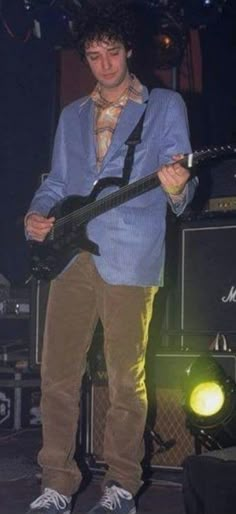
85,39,132,99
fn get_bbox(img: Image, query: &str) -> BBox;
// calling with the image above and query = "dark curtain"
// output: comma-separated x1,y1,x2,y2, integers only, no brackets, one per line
0,24,58,284
199,11,236,146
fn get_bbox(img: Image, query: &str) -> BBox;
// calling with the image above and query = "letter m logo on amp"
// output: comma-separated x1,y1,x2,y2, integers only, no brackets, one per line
222,286,236,303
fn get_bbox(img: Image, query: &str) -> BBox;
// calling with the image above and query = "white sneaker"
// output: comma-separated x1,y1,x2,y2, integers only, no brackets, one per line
88,482,136,514
26,488,72,514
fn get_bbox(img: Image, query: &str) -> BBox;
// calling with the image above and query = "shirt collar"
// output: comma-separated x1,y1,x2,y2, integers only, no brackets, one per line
91,74,144,109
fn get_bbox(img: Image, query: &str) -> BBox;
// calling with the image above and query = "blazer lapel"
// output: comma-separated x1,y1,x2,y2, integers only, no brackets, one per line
77,98,97,172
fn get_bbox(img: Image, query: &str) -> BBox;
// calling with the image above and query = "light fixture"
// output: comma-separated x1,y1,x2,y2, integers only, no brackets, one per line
183,355,236,450
152,9,187,69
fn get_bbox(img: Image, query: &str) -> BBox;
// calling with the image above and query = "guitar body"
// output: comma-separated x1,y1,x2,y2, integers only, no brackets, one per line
29,194,100,281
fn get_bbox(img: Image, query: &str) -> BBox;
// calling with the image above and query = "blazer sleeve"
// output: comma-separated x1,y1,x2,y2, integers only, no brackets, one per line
27,110,68,216
158,91,198,216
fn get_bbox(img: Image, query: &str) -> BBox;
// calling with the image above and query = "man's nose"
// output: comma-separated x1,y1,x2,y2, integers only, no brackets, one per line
102,55,112,70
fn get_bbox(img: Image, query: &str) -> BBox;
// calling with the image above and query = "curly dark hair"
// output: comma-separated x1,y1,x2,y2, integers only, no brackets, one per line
76,0,137,60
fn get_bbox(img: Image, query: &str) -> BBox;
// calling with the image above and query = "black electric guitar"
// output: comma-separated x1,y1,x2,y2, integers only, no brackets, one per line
29,144,236,280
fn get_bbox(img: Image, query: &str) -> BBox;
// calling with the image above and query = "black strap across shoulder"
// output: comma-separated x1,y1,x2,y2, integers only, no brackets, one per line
122,106,147,186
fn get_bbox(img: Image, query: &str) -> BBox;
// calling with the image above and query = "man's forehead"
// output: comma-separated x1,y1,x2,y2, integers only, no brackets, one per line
85,38,122,52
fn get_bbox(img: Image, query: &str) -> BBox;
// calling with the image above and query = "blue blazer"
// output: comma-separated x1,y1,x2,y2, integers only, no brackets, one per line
28,86,197,286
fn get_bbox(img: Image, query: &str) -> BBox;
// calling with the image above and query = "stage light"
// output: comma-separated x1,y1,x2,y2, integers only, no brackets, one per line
133,1,187,69
189,381,225,417
151,7,187,69
153,28,186,69
183,355,236,450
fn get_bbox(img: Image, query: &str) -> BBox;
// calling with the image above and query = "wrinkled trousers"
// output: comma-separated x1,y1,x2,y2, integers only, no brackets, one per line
38,252,158,496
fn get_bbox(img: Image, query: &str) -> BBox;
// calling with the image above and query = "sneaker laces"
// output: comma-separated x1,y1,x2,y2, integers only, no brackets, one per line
30,488,70,510
100,485,132,510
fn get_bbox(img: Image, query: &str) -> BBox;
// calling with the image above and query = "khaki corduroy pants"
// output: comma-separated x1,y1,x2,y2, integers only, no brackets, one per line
38,252,158,496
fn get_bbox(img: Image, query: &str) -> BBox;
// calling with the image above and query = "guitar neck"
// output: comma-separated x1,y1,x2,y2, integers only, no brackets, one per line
56,143,236,229
83,171,160,222
69,154,194,225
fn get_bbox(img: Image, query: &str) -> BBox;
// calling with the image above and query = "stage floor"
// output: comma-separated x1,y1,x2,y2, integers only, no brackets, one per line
0,429,185,514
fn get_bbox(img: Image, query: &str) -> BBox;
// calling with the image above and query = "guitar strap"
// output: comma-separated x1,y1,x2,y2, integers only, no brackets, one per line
122,100,148,186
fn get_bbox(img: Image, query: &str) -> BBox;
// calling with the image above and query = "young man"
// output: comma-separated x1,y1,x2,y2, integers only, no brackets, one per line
25,1,197,513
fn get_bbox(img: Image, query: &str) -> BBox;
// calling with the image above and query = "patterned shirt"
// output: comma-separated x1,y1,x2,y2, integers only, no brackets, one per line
91,74,143,169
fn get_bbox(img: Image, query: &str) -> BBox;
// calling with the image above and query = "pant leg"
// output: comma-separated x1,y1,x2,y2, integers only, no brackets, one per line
95,273,158,496
38,253,98,496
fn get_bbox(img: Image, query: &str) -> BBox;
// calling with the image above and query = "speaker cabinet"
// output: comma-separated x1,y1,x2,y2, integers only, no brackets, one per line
166,218,236,349
181,219,236,331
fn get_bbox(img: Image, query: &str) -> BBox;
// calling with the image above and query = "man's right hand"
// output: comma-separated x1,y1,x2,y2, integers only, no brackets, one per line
24,213,55,242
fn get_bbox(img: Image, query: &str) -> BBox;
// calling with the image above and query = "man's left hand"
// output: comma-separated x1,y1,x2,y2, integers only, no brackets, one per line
157,154,190,196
